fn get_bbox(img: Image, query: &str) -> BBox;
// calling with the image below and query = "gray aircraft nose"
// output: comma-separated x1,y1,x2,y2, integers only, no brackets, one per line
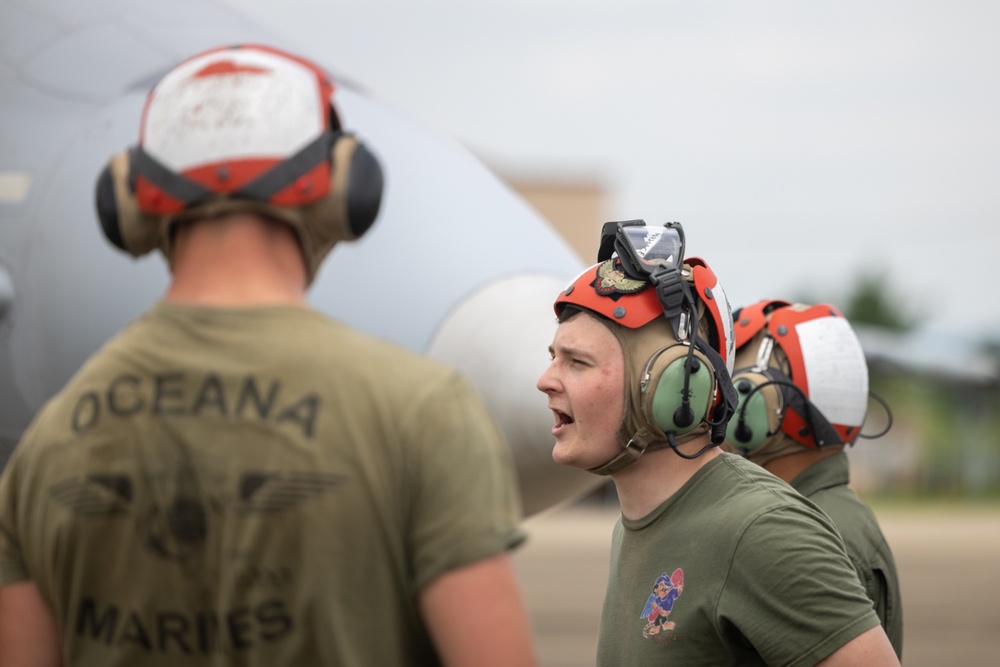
427,273,602,517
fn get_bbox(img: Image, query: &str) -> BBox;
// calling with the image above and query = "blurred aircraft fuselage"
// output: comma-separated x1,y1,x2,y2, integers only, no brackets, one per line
0,0,598,515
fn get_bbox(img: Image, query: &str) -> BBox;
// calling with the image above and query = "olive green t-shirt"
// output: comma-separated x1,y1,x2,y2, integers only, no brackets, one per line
597,453,879,666
0,302,525,666
791,452,903,659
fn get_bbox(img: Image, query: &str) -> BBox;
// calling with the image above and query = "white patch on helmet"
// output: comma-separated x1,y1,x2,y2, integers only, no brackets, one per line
143,48,326,172
796,316,869,426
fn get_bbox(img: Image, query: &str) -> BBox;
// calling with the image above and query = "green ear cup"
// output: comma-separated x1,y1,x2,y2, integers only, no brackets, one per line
650,355,713,434
726,377,772,450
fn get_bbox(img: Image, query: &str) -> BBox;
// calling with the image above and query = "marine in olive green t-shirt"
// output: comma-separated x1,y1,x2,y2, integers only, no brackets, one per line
0,302,526,666
789,451,903,659
597,453,879,666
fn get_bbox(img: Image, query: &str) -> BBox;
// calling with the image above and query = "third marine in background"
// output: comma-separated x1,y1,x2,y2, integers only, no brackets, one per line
723,299,903,659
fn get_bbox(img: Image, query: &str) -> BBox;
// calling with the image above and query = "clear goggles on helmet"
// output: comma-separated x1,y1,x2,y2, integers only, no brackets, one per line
597,220,686,282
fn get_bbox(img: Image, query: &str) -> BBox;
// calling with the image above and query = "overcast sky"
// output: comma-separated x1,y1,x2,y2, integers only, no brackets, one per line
227,0,1000,341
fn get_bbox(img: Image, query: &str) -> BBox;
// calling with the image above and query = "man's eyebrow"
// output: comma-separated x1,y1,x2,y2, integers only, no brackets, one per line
550,342,591,359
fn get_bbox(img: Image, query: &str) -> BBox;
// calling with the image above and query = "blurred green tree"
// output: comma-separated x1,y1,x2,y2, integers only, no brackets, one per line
842,271,917,332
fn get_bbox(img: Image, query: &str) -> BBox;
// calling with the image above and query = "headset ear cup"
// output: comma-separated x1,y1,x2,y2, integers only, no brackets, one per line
95,162,125,252
329,134,384,240
343,141,384,238
650,354,713,435
94,151,160,257
725,375,780,451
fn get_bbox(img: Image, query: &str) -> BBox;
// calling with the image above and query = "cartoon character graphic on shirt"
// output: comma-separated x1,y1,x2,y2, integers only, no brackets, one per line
641,568,684,640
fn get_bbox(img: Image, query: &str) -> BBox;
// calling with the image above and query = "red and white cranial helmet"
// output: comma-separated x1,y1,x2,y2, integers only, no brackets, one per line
553,249,738,472
554,256,735,375
729,300,870,453
136,44,339,214
95,43,384,284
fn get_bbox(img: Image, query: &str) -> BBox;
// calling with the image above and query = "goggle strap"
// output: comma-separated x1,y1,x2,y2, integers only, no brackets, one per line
649,265,691,340
235,131,336,202
694,336,738,422
130,146,213,206
130,132,336,208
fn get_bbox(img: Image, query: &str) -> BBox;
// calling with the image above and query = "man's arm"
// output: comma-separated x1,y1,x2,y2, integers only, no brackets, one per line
419,552,537,667
816,625,900,667
0,581,63,667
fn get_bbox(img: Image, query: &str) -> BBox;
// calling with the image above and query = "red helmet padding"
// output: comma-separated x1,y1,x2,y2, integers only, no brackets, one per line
135,43,338,215
554,261,664,329
688,257,729,368
733,299,790,349
134,176,188,216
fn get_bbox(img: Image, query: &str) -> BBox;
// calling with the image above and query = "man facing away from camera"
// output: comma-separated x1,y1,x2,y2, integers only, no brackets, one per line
722,299,903,659
0,44,536,666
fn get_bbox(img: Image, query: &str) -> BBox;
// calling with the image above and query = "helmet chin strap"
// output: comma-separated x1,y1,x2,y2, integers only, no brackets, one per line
587,438,648,476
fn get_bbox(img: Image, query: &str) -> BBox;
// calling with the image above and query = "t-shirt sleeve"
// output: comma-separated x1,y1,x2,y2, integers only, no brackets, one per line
718,503,881,667
404,371,527,590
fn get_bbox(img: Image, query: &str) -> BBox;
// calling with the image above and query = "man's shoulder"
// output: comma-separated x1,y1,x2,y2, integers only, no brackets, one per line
697,454,831,527
143,302,457,377
312,318,457,376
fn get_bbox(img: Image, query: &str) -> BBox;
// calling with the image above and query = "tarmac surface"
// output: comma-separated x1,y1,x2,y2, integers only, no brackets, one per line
511,500,1000,667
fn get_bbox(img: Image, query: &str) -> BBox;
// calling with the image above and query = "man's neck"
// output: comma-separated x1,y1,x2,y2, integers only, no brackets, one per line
165,214,308,306
762,446,844,483
612,440,720,520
